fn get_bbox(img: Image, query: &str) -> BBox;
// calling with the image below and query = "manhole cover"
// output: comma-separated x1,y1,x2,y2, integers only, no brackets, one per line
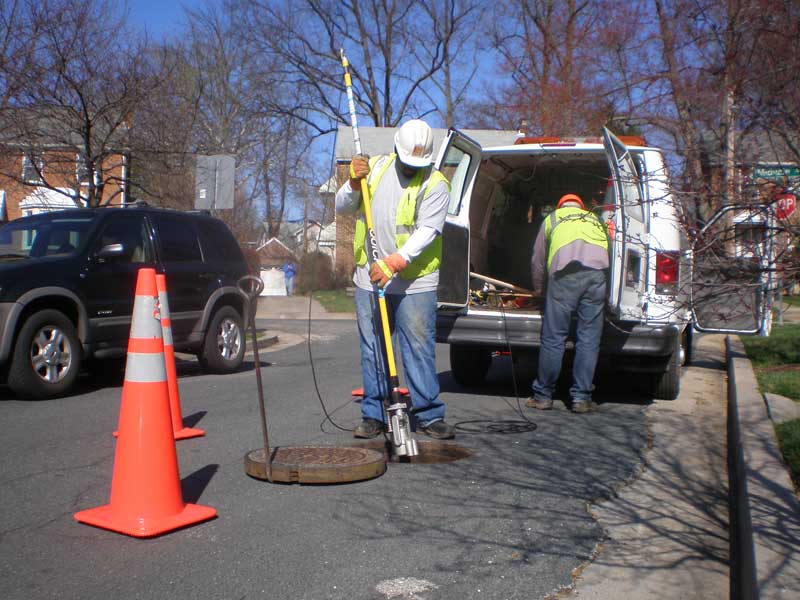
244,445,386,484
358,440,473,464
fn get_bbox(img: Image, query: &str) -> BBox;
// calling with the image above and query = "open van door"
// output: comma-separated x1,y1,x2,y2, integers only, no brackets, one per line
691,204,775,335
602,128,648,320
435,129,482,308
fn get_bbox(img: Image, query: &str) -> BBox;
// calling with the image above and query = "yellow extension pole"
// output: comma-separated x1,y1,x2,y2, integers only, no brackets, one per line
340,49,417,457
339,50,399,384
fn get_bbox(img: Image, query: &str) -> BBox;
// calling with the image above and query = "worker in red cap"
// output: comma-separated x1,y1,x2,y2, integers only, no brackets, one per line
528,193,610,413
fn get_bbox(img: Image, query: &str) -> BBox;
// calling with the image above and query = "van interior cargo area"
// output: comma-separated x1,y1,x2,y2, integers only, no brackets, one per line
466,150,612,312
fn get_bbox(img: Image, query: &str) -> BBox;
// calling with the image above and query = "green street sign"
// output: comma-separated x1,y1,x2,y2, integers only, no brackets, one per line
752,165,800,182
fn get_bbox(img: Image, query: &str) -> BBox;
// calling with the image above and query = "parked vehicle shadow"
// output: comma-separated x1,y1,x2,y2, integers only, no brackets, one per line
439,352,652,408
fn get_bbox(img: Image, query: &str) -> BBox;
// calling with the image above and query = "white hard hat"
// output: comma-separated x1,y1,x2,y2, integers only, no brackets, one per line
394,119,434,168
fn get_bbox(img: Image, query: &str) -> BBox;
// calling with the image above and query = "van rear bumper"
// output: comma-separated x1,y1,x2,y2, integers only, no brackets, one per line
436,311,679,358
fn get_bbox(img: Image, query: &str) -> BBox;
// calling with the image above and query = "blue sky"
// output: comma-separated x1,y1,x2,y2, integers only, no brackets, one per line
126,0,218,38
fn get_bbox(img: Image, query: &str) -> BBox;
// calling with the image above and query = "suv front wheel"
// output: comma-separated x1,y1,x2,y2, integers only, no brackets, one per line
199,306,245,373
8,310,82,399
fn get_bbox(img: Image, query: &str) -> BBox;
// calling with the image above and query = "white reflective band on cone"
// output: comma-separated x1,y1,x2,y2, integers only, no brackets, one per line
161,324,173,347
157,290,173,345
157,290,171,319
130,295,162,339
125,352,167,383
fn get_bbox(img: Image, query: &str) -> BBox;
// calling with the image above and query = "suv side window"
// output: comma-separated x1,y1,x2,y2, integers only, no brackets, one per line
94,215,152,263
196,219,244,262
151,214,202,262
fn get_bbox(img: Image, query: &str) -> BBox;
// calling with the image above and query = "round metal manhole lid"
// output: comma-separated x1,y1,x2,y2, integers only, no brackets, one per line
244,445,387,484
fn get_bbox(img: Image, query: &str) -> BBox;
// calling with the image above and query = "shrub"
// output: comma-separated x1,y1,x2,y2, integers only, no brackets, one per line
297,251,334,293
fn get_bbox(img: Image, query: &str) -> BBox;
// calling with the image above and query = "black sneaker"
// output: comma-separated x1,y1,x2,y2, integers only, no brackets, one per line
571,401,598,414
353,418,386,439
525,397,553,410
418,420,455,439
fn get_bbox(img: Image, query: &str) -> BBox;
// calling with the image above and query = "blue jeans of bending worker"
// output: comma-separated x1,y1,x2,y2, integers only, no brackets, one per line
354,287,445,427
532,267,606,404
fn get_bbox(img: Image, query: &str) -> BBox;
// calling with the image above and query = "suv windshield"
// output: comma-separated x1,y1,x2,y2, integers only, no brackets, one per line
0,215,95,259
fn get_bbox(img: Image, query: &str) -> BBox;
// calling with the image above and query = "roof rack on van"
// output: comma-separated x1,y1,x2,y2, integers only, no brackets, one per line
514,135,647,147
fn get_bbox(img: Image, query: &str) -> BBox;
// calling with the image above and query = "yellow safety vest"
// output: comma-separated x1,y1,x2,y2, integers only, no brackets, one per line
353,153,450,279
544,206,609,270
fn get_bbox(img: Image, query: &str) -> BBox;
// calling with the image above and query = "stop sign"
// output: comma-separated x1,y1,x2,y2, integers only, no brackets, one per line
775,193,797,219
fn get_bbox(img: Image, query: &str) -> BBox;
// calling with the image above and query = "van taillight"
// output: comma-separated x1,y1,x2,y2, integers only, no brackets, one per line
655,251,679,294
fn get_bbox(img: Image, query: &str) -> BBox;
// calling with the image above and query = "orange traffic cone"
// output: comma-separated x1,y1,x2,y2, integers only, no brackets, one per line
75,268,216,537
157,274,204,440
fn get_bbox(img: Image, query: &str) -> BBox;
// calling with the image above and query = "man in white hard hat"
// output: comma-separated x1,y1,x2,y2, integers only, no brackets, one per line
335,118,455,439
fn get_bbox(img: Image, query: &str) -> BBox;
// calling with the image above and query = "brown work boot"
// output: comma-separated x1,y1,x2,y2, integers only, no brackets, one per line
353,418,386,439
418,420,455,439
525,397,554,410
571,400,598,414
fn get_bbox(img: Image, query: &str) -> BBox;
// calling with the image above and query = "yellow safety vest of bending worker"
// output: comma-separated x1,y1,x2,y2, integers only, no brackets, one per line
352,153,450,280
543,206,609,270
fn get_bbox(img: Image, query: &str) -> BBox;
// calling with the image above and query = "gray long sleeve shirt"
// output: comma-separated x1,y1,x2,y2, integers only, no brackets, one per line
335,159,449,294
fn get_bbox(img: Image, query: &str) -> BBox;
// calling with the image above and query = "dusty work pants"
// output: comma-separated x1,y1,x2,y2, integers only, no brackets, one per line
354,287,445,426
532,267,606,403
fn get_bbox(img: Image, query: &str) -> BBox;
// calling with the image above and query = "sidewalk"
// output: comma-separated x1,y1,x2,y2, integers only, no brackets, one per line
569,334,730,599
255,295,354,320
569,330,800,600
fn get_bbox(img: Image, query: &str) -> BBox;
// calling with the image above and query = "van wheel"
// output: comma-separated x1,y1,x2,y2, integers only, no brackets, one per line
450,345,492,387
652,332,681,400
680,324,694,366
199,306,245,373
8,310,82,399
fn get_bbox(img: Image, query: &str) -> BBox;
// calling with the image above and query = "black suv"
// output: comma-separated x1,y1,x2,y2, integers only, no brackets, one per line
0,206,251,399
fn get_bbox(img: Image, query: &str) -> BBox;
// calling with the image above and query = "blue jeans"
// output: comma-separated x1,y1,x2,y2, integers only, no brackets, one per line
354,287,445,426
532,268,606,403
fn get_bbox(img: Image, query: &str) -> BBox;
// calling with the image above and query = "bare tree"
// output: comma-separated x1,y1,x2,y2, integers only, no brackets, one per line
241,0,483,130
413,0,486,128
0,0,160,207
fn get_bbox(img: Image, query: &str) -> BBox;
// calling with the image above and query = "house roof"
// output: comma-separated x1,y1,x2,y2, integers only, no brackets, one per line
334,126,519,161
700,128,799,167
0,107,129,150
256,237,296,261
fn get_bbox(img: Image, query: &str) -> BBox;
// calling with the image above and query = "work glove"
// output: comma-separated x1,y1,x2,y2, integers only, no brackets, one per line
369,252,407,288
349,154,370,187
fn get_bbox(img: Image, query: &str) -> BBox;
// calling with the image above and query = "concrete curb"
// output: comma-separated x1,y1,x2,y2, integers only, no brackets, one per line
726,335,800,599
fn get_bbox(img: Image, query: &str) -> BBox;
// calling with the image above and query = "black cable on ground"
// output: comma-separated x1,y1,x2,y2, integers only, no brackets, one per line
453,292,538,435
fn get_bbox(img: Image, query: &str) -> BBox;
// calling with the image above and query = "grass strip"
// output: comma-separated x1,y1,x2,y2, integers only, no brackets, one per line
309,290,355,313
775,419,800,490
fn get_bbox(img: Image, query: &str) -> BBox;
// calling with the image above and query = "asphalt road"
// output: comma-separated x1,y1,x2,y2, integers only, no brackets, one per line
0,318,651,600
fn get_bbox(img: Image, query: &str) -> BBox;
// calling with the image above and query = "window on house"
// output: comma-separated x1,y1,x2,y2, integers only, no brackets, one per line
22,154,44,184
76,155,90,185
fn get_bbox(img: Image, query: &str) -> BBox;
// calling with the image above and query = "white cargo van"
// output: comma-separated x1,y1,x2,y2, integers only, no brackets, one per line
432,128,773,399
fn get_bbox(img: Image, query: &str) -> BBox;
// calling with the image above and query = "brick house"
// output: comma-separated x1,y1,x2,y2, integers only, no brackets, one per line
0,110,129,222
331,126,517,282
700,129,799,291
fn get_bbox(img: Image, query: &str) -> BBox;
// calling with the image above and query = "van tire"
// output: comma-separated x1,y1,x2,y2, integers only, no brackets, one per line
199,306,245,373
652,332,681,400
8,310,82,399
450,345,492,387
681,324,694,366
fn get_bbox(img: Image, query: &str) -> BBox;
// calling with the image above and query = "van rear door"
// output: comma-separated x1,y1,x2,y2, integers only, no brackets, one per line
435,129,482,307
691,204,775,335
603,127,648,320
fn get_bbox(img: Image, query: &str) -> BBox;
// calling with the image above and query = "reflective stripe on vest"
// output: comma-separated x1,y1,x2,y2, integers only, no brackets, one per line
545,207,609,270
353,154,450,279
